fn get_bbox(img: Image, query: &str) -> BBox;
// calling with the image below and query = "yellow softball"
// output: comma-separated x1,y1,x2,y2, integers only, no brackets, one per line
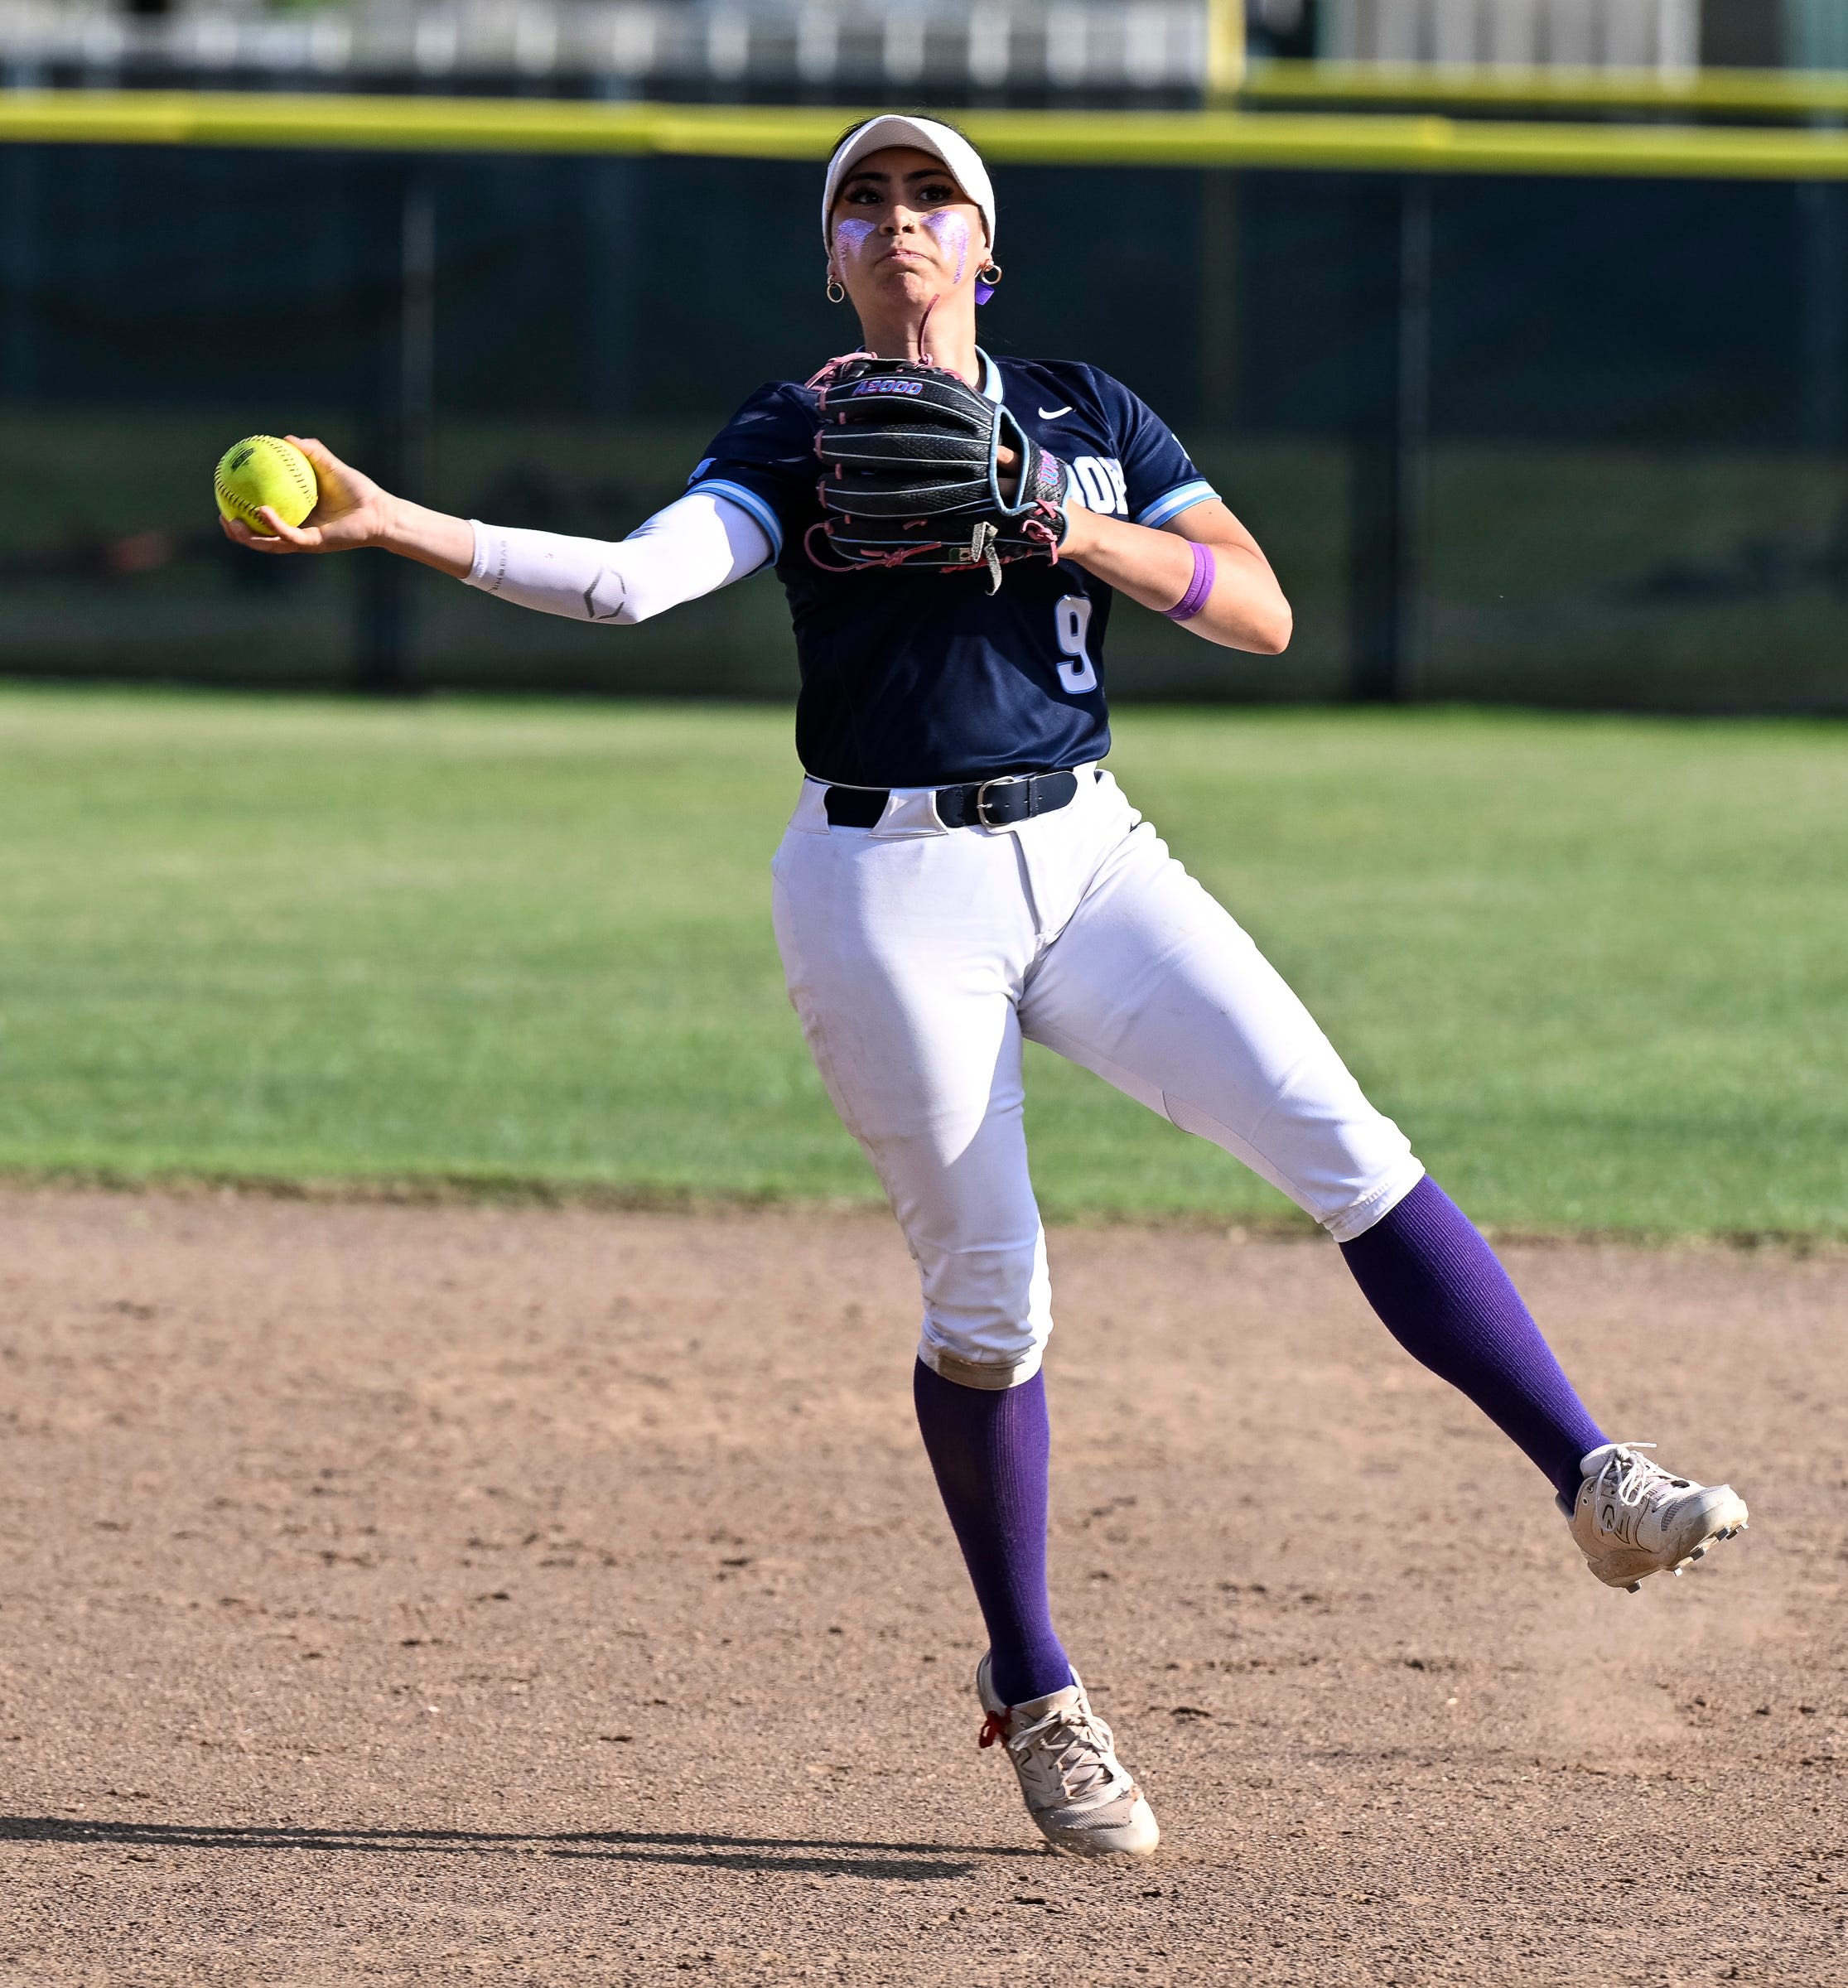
214,435,318,535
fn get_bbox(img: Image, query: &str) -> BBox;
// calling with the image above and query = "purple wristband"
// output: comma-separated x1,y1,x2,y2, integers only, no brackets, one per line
1163,541,1216,623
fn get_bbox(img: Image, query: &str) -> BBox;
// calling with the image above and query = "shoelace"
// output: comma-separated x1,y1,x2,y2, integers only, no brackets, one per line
979,1699,1122,1803
1599,1442,1692,1513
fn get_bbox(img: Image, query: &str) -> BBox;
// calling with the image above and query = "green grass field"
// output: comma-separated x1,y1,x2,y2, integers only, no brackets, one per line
0,688,1840,1235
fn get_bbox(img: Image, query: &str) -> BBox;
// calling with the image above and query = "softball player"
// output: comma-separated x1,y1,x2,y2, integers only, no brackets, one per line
225,114,1749,1861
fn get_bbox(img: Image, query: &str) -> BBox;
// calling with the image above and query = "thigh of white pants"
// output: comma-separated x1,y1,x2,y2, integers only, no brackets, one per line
1017,814,1422,1240
770,823,1051,1382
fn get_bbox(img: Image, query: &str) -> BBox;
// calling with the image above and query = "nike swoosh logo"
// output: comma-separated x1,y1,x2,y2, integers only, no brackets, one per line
1037,405,1073,419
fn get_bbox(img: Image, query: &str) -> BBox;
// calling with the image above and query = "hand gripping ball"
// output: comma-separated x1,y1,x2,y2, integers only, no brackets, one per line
214,435,318,536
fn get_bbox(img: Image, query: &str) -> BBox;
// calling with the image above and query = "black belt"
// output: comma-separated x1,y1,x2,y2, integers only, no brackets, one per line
823,769,1084,831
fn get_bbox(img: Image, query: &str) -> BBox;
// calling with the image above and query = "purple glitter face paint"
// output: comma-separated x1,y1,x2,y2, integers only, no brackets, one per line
923,210,970,286
833,217,876,262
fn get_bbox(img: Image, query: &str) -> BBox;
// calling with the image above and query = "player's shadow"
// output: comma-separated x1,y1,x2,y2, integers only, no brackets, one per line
0,1814,1041,1880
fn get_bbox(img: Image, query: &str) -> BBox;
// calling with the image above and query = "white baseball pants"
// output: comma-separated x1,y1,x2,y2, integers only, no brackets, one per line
770,768,1425,1389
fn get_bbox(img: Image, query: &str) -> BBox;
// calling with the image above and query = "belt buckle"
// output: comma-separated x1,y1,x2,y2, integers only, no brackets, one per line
973,774,1029,828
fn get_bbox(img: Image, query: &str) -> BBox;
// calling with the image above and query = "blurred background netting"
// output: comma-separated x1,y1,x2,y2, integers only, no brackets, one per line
5,0,1848,711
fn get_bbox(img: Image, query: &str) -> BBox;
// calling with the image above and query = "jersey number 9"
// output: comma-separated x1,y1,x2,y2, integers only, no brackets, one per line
1054,596,1098,695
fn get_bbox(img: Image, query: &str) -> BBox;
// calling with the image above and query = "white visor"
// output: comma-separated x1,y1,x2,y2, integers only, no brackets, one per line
821,114,996,258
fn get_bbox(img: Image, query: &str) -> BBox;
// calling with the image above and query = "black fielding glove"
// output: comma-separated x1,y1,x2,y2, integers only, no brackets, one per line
806,355,1073,591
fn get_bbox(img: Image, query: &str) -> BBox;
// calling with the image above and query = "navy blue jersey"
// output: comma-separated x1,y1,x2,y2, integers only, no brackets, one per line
688,353,1216,788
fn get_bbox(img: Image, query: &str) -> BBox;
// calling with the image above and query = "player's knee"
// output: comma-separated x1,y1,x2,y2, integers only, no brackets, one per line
1316,1150,1426,1243
913,1234,1049,1389
1246,1098,1424,1244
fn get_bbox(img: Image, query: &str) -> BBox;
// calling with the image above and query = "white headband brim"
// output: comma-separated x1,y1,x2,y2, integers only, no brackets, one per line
821,115,996,258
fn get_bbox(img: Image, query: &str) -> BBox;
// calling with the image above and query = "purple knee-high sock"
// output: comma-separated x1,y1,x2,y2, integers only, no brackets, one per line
913,1360,1073,1707
1340,1175,1606,1503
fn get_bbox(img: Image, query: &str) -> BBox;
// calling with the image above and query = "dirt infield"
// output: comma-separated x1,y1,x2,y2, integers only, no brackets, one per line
0,1191,1841,1986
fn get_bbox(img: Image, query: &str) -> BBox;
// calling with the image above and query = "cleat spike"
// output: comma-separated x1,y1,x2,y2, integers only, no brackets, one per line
1627,1581,1642,1593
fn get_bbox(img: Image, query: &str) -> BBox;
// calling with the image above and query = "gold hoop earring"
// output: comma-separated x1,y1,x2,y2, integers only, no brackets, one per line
826,276,847,304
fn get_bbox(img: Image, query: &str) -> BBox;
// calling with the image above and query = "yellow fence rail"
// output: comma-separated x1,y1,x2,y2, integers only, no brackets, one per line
1245,58,1848,121
11,89,1848,180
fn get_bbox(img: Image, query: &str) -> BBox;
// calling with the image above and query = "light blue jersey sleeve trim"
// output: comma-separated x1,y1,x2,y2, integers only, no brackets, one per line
688,479,784,561
1136,479,1218,530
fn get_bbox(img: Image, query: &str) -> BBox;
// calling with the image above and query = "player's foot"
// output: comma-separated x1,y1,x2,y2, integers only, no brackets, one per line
1565,1441,1749,1591
975,1654,1159,1860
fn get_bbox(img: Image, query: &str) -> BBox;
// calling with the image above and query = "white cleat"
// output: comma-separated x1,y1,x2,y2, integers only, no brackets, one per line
1566,1441,1749,1592
975,1655,1160,1860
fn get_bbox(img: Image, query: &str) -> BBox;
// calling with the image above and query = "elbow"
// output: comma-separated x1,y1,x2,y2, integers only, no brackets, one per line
1242,597,1293,655
1258,606,1294,655
584,562,666,626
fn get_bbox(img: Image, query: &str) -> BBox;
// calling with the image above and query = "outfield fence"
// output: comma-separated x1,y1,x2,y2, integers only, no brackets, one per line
5,89,1848,709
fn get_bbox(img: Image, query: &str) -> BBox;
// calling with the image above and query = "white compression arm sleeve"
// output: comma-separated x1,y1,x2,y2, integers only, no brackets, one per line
464,489,773,625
